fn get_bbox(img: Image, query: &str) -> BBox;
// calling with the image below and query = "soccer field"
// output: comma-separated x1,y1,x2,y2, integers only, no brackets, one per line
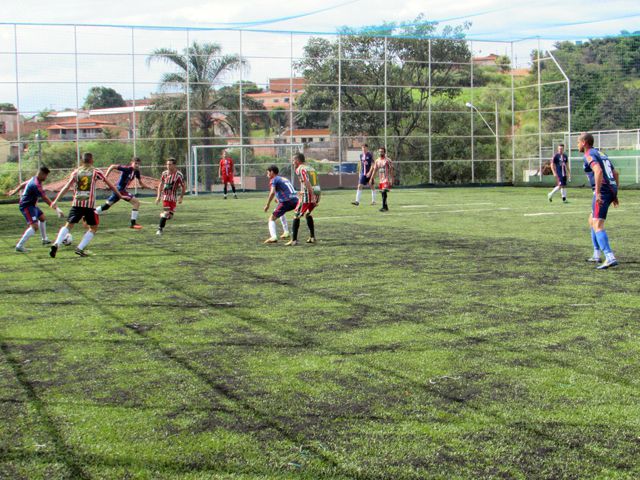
1,187,640,479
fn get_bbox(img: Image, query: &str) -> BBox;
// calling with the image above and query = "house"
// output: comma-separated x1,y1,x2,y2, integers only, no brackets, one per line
246,77,306,111
281,128,330,144
472,54,499,66
46,118,125,141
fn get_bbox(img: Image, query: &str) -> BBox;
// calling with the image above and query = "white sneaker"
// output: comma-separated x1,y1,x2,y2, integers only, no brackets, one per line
15,245,27,253
156,229,163,236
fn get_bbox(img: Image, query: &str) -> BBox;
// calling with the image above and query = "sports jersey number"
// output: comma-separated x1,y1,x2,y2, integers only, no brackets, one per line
283,179,295,193
76,174,92,198
603,160,615,183
309,170,318,186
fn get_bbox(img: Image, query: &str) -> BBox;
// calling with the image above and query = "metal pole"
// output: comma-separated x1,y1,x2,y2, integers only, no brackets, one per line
131,27,137,157
239,30,244,192
289,32,294,177
384,36,388,155
511,41,516,184
470,40,474,183
428,38,432,183
74,26,80,167
537,38,542,180
186,30,194,194
548,50,571,185
13,25,22,183
495,100,500,182
338,35,342,188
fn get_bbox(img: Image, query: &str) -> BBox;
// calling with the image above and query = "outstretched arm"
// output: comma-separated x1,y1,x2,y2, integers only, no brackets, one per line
6,180,28,196
264,187,276,212
51,176,75,209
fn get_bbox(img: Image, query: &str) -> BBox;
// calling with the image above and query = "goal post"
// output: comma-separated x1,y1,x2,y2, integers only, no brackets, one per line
190,143,305,195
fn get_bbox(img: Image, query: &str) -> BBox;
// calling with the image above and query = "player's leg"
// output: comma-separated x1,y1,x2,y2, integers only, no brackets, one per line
128,197,142,228
265,213,279,243
279,215,290,239
51,215,77,258
16,206,39,251
286,206,302,246
96,192,119,215
223,182,228,199
380,189,389,211
74,210,99,256
586,213,601,263
157,203,175,235
353,183,363,206
592,193,617,269
548,179,560,202
231,182,237,198
37,210,50,244
305,212,316,243
370,182,377,205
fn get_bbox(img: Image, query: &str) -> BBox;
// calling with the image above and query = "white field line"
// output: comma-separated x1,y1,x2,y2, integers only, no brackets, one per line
402,202,494,208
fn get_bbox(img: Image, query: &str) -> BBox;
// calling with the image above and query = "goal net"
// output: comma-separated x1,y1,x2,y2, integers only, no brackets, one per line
189,143,305,195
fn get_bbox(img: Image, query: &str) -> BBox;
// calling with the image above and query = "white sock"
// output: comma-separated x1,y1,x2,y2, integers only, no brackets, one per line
78,231,95,250
54,226,70,246
95,206,102,215
280,216,289,233
593,248,601,258
371,189,377,202
561,188,566,198
38,220,47,240
355,189,362,203
548,186,560,197
17,227,35,247
268,220,277,239
131,210,139,221
605,252,616,262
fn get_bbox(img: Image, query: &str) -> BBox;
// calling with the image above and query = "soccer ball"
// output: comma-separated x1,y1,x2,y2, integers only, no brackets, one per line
62,233,73,246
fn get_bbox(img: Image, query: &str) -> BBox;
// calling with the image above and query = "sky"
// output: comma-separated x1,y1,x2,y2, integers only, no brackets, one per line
1,0,639,113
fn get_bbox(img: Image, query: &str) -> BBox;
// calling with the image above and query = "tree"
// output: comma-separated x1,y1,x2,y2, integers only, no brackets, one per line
0,103,17,112
495,55,511,73
83,87,125,110
142,41,257,187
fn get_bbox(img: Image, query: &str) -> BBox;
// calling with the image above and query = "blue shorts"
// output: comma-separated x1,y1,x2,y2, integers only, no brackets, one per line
20,205,43,225
273,198,298,219
107,189,133,204
592,186,618,220
359,174,370,186
556,175,567,187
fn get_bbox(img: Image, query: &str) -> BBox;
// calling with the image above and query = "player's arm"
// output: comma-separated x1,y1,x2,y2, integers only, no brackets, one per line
51,175,75,209
6,180,28,196
591,159,603,203
550,158,557,177
218,161,222,179
264,187,276,212
105,164,117,177
178,177,185,204
369,163,379,185
155,176,163,204
566,159,571,180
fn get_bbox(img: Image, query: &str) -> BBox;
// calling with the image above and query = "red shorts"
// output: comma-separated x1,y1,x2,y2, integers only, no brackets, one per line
296,202,317,216
378,181,391,191
221,175,234,184
162,200,177,213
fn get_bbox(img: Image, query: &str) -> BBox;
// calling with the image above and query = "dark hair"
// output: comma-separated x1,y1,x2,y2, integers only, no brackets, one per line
132,156,141,163
167,157,177,164
558,144,565,148
293,153,306,163
39,166,50,175
267,164,279,175
379,147,386,154
580,133,594,147
362,144,368,148
82,152,93,162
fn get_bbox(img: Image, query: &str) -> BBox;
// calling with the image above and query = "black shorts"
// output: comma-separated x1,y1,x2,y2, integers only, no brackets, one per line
68,206,99,226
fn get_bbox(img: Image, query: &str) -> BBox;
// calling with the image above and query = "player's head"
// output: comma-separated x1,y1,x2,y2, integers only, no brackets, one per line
166,157,177,172
292,152,305,167
362,144,369,152
557,144,564,153
578,133,594,153
378,147,386,158
82,152,93,165
266,164,279,179
37,166,50,181
131,156,141,169
222,149,230,158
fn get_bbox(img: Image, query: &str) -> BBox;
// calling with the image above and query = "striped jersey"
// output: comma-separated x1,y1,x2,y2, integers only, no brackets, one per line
19,176,46,207
160,170,185,202
295,164,321,203
219,157,234,177
71,167,106,209
376,157,393,183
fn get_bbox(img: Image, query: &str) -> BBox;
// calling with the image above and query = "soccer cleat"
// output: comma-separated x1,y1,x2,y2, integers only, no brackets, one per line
280,232,291,239
223,195,227,200
130,224,143,230
233,194,238,199
156,229,163,236
370,201,376,205
284,239,298,246
15,245,27,253
351,201,360,206
306,237,316,244
596,258,619,270
548,195,552,203
74,248,89,257
42,239,52,245
263,237,278,244
379,207,389,212
49,244,58,258
562,198,567,203
586,256,602,263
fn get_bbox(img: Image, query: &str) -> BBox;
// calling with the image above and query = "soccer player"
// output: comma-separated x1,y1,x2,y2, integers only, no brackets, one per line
579,133,619,269
263,165,298,244
352,144,376,206
95,156,152,229
548,144,570,202
7,166,63,252
49,152,123,258
155,158,185,236
219,149,237,199
286,153,320,246
369,147,394,212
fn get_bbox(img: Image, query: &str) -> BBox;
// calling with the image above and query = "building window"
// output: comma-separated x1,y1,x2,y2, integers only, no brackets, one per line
0,121,5,134
284,98,289,103
319,138,325,142
273,99,279,103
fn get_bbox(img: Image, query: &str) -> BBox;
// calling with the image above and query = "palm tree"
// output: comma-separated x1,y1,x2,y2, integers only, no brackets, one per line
143,41,260,188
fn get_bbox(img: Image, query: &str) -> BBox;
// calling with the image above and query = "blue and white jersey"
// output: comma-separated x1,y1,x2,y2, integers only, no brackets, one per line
115,165,141,191
19,176,46,207
270,175,297,203
552,153,569,177
584,148,616,189
360,151,374,177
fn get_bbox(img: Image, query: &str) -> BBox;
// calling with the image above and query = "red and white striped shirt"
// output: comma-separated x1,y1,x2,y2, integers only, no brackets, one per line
376,157,393,183
160,170,185,202
70,167,106,209
219,157,234,177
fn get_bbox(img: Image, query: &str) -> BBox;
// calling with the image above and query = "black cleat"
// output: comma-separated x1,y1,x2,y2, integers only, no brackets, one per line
379,207,389,212
49,244,58,258
74,248,89,257
351,201,360,206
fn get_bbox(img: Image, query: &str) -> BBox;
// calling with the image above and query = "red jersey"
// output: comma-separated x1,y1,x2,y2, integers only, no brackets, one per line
219,157,234,177
70,167,106,209
160,170,185,202
376,157,393,184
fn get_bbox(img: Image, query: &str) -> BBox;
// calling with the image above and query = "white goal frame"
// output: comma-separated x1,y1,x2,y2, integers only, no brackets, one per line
189,143,305,195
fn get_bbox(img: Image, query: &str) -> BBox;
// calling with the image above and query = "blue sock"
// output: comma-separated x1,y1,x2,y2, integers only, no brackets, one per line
591,229,601,256
595,230,612,255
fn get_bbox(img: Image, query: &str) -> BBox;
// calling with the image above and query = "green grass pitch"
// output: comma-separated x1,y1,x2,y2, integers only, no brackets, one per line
1,187,640,479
